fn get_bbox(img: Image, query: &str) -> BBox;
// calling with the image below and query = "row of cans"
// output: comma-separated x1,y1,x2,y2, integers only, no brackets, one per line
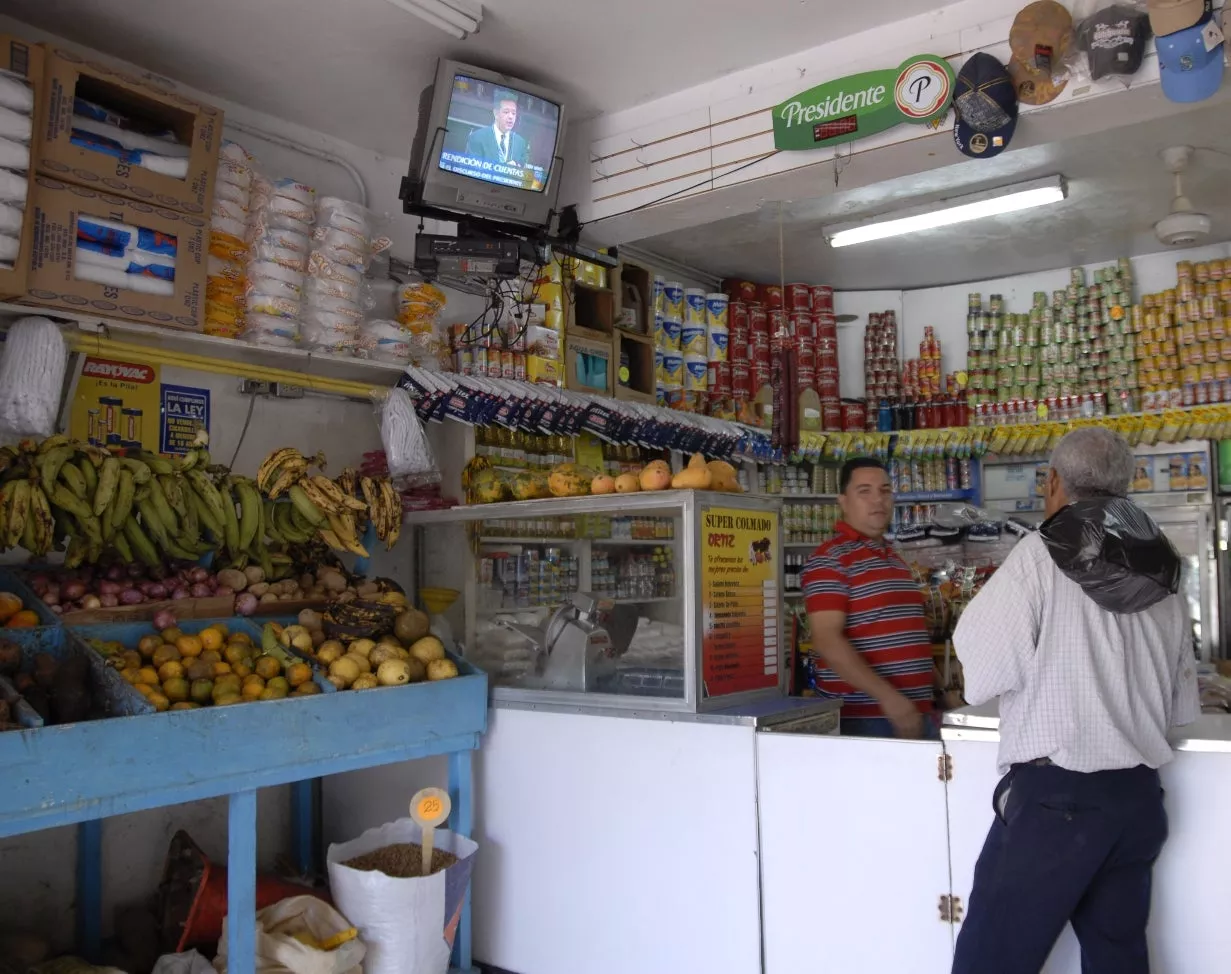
722,280,836,314
888,457,973,493
453,347,528,380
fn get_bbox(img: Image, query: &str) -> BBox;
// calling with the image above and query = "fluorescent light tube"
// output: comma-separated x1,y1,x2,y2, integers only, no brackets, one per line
825,177,1067,248
380,0,480,37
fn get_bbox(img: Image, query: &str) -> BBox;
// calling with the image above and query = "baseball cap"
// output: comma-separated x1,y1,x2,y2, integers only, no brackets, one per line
1077,4,1151,80
953,53,1019,159
1009,1,1075,105
1157,12,1224,102
1148,0,1210,37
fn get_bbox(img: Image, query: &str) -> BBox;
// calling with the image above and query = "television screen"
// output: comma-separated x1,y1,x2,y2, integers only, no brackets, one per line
437,74,561,194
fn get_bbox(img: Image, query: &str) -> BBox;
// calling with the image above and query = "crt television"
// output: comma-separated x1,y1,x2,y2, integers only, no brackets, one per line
408,59,567,230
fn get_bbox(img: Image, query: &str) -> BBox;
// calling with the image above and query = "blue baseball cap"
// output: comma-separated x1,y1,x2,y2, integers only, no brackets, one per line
953,53,1019,159
1157,13,1224,103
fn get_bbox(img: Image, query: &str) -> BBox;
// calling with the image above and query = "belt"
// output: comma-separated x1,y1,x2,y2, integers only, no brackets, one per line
1027,757,1054,767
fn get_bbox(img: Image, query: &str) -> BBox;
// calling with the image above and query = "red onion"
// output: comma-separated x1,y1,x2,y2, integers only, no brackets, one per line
99,594,119,608
235,593,258,616
119,589,145,605
29,573,49,594
188,567,209,584
189,583,212,598
50,604,62,614
214,585,234,597
152,609,177,631
61,581,87,601
145,583,168,600
98,580,122,596
42,593,59,606
171,587,191,601
81,595,102,610
127,564,145,579
104,565,126,582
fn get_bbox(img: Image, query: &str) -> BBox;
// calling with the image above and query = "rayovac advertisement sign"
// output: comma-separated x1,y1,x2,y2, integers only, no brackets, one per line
772,54,955,151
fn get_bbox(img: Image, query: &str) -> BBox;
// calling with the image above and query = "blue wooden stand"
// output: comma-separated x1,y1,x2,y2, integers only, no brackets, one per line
3,652,487,974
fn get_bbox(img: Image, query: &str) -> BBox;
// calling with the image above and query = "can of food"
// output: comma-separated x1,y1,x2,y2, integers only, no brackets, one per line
749,304,769,338
795,342,817,370
660,316,682,350
708,360,732,396
785,283,812,312
729,326,749,362
659,351,683,388
817,368,840,398
768,309,787,338
796,367,816,391
841,399,866,431
705,292,729,330
790,312,816,342
663,281,684,319
821,399,842,431
751,361,771,389
708,323,729,362
684,288,707,325
816,312,838,342
751,333,771,363
680,323,707,357
812,285,835,313
514,353,527,382
731,280,759,303
760,284,784,310
732,362,752,400
817,346,838,371
730,300,749,333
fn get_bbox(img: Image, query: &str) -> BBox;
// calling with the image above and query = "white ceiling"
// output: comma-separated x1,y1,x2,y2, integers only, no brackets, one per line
631,97,1231,291
7,0,942,157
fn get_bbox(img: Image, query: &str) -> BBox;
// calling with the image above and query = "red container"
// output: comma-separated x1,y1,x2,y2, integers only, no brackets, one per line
768,309,787,337
821,399,842,430
730,301,749,333
812,285,834,313
751,361,771,388
761,284,784,309
817,367,840,398
751,332,771,362
796,366,816,390
708,360,732,396
841,399,866,431
817,348,838,370
729,326,750,363
749,304,769,338
816,312,837,342
735,280,759,302
732,362,752,400
785,283,813,312
795,345,816,370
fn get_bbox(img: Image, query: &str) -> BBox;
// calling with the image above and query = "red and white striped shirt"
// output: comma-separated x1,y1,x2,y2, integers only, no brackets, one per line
801,521,934,718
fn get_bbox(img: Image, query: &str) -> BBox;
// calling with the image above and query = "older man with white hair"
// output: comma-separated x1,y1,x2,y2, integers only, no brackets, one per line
951,427,1200,974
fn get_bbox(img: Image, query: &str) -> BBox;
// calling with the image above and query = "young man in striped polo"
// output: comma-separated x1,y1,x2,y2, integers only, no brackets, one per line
801,457,935,737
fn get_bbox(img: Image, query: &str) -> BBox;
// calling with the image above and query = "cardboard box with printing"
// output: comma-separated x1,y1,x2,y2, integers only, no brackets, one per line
0,34,45,300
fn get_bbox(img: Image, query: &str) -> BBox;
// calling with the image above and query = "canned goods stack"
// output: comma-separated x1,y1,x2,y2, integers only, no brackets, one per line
863,311,901,416
654,278,684,407
902,326,943,400
1142,257,1231,409
967,261,1136,426
887,456,973,495
706,292,732,416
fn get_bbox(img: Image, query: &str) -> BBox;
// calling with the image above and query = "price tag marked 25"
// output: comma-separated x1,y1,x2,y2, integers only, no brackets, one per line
409,787,452,877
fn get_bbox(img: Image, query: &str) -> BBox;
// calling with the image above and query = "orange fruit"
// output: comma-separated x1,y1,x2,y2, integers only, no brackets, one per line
232,661,254,679
223,643,248,665
254,656,282,680
137,635,162,659
170,702,200,711
136,667,161,687
176,635,204,658
147,692,170,712
286,662,312,688
6,610,40,628
199,627,224,652
134,683,155,697
200,650,222,666
152,644,180,669
0,591,24,622
241,681,265,700
212,661,233,677
158,660,184,682
162,677,190,702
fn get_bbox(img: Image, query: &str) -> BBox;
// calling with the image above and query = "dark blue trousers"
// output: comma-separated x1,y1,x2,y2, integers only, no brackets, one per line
952,761,1167,974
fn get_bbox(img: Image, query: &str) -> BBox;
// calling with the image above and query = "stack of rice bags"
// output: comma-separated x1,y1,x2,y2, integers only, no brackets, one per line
0,71,34,270
244,177,316,347
301,197,388,355
204,141,254,338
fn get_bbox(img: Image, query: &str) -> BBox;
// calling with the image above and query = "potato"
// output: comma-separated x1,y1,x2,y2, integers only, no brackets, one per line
243,565,265,585
216,568,248,592
427,658,459,681
248,582,270,598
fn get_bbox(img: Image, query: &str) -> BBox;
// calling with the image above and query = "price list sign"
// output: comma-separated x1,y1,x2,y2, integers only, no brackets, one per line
700,506,780,697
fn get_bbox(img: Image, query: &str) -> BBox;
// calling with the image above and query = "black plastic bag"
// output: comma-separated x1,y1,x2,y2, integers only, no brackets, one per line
1039,496,1180,613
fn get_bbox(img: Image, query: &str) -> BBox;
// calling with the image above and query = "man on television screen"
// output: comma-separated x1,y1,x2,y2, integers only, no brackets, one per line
465,91,529,167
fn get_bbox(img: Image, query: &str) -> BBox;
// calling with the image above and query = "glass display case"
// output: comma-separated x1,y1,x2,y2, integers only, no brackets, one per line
406,491,785,713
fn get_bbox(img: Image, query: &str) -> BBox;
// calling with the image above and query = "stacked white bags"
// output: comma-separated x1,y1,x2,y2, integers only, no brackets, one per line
300,196,382,354
204,140,254,338
0,73,34,269
244,176,315,347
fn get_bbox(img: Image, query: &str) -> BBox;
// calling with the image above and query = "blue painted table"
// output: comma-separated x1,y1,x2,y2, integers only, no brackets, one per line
0,629,488,973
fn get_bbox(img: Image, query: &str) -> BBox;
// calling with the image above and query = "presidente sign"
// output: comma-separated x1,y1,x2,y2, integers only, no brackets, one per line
772,54,955,151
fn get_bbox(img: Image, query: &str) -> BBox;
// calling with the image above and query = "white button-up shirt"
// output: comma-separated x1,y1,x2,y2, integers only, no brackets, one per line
953,531,1200,775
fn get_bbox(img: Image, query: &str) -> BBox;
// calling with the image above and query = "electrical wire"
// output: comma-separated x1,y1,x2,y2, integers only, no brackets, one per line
229,389,259,470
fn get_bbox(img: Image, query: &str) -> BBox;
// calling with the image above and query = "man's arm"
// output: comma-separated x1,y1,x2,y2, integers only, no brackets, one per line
808,609,923,736
952,537,1043,705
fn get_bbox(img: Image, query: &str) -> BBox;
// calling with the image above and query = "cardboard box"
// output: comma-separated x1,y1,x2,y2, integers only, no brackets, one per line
565,333,612,397
24,175,206,330
0,35,45,300
34,47,220,215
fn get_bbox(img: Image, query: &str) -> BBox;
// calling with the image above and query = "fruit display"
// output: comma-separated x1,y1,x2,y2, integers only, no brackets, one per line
257,449,403,555
0,589,42,628
0,640,93,725
25,564,232,616
266,605,459,690
461,453,743,505
90,618,320,711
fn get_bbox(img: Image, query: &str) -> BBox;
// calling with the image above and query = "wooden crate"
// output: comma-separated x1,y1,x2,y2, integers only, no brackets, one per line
614,330,656,404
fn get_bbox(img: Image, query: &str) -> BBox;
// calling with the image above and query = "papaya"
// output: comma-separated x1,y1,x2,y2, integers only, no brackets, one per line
639,460,672,491
548,463,592,497
707,459,742,492
672,453,713,490
591,474,617,494
510,472,550,500
614,473,641,493
471,469,509,504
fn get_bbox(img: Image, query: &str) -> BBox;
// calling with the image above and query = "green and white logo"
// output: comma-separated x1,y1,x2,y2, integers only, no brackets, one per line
772,54,955,151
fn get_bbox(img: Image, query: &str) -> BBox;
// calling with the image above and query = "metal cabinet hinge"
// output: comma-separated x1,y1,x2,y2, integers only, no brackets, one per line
939,894,963,924
937,753,953,781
